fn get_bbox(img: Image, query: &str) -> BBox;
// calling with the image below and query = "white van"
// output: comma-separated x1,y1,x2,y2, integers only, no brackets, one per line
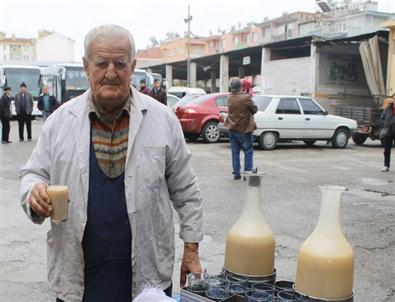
167,86,206,98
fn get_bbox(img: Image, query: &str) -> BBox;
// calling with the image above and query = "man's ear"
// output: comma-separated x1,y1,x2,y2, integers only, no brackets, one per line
82,57,89,77
130,59,137,74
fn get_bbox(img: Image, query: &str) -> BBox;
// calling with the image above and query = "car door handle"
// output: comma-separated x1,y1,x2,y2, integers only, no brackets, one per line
278,117,283,120
305,118,310,121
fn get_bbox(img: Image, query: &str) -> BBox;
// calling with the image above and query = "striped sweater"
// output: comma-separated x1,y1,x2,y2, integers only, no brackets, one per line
88,96,131,179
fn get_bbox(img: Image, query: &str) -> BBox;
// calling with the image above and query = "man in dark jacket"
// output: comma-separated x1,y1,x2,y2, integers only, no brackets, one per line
14,82,34,141
150,79,167,105
380,96,395,172
0,87,12,144
38,85,58,121
225,78,258,180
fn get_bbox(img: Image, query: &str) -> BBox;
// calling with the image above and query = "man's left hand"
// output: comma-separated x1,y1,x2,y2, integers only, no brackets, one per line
180,242,201,288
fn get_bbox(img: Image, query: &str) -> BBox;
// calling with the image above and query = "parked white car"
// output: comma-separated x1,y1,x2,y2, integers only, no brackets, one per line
252,95,357,150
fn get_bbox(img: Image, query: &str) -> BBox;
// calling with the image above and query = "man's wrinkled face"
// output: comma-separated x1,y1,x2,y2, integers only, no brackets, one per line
83,38,136,112
43,86,49,94
20,87,27,93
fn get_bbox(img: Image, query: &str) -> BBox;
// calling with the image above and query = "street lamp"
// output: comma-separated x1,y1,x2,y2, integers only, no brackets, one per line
184,4,192,87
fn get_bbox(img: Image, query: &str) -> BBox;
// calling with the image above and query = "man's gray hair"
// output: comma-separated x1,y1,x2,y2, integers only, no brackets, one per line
83,24,136,62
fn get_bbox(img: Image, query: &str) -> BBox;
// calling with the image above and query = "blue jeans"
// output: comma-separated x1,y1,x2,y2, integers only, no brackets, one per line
42,111,51,121
229,131,254,176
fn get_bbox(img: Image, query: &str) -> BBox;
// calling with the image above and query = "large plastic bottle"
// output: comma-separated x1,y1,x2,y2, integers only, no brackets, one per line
295,186,354,300
224,172,275,276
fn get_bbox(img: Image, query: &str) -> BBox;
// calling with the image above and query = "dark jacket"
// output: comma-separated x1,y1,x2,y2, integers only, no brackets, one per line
150,87,167,106
139,86,151,95
38,94,58,113
225,91,257,133
15,92,34,115
380,102,395,134
0,93,12,120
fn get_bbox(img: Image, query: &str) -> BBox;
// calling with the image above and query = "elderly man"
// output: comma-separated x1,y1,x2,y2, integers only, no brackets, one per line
19,24,203,302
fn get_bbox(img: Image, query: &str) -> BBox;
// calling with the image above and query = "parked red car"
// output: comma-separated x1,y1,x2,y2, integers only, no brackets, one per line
175,93,229,143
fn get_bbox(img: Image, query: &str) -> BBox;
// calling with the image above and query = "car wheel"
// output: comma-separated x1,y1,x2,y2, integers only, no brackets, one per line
303,140,316,146
332,128,350,148
259,132,278,150
202,122,220,143
352,132,367,145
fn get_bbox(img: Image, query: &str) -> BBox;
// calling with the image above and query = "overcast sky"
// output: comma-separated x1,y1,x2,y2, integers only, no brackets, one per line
1,0,394,61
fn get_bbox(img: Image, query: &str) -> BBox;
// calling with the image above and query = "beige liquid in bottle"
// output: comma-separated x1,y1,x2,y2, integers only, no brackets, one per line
224,173,275,276
295,186,354,300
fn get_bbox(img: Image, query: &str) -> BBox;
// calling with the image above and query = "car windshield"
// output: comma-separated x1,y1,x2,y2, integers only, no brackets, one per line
4,68,41,97
178,94,202,106
188,94,214,105
65,67,89,90
253,95,272,112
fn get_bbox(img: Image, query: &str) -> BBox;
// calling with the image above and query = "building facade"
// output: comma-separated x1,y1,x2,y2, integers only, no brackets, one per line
35,31,75,62
0,30,75,63
0,32,36,62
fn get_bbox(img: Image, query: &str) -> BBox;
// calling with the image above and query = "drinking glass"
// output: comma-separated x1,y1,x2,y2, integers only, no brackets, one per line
274,281,294,294
205,286,229,301
277,290,302,301
228,283,249,296
187,272,208,296
246,290,273,302
251,283,276,297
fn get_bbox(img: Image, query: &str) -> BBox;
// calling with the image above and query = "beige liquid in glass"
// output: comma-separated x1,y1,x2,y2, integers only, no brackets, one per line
224,173,275,276
47,185,69,224
295,186,354,300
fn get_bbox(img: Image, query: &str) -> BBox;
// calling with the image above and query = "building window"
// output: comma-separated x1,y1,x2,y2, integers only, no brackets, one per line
252,32,257,43
221,40,226,50
233,36,239,46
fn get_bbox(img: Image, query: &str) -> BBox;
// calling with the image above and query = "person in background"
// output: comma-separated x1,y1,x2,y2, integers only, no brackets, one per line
0,87,12,144
225,78,257,180
150,79,167,105
19,24,203,301
14,82,34,141
38,85,58,121
380,95,395,172
241,79,253,96
139,79,151,95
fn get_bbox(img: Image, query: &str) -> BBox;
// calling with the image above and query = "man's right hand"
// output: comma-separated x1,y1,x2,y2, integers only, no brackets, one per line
29,182,52,218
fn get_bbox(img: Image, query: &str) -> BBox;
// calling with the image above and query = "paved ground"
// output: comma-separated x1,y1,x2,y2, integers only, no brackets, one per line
1,120,394,302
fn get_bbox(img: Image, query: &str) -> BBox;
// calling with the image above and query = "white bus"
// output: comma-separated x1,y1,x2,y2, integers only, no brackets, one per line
0,65,42,117
41,63,89,104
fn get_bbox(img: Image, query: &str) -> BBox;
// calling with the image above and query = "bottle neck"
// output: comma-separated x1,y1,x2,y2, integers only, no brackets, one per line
314,186,344,234
239,181,264,221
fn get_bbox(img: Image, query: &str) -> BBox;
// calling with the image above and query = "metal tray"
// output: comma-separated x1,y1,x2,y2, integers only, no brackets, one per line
180,288,246,302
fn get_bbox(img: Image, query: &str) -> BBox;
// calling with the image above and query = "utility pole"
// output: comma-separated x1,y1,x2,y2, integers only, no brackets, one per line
184,4,192,87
